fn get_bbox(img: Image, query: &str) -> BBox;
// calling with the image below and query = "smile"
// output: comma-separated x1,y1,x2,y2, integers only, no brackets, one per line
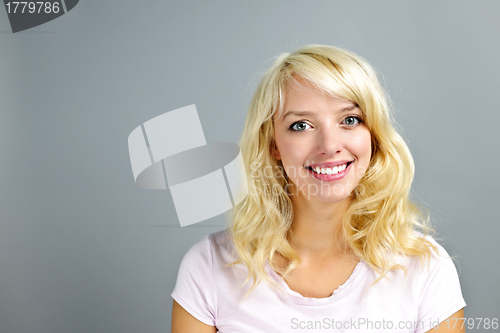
306,162,353,181
309,163,348,175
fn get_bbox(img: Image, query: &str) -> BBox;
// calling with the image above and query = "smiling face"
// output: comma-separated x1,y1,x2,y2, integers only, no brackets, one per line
272,76,372,204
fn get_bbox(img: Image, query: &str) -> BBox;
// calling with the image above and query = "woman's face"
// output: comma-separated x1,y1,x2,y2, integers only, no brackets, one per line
272,76,372,203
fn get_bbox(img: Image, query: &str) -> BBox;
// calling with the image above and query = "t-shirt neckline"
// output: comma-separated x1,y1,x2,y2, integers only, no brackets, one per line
265,258,369,306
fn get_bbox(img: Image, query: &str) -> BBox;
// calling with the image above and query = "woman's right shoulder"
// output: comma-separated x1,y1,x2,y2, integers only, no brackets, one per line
172,230,233,327
181,229,237,268
172,230,245,327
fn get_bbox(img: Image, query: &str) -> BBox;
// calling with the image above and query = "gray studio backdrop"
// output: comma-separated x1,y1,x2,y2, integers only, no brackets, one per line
1,1,499,332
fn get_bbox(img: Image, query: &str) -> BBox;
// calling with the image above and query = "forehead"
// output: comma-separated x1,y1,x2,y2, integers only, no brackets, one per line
275,76,358,120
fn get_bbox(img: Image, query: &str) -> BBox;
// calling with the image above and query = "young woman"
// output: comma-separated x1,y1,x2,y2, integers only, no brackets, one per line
171,45,466,332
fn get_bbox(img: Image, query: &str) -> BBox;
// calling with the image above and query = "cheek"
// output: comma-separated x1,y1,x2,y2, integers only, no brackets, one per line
276,135,302,163
276,138,311,179
348,129,372,158
346,130,372,180
280,143,305,168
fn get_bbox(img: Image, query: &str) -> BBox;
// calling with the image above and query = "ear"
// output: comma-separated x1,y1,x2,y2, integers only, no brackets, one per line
270,141,281,160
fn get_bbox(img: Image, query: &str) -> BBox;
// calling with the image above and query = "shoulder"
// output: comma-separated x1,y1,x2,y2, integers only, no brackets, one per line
405,231,466,331
410,230,457,270
171,229,235,326
394,231,461,286
178,229,237,271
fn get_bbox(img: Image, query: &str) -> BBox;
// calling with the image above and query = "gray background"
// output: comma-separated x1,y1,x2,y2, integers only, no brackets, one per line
1,1,499,332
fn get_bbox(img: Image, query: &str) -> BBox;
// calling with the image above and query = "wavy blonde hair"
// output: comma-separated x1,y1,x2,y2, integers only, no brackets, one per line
229,44,437,295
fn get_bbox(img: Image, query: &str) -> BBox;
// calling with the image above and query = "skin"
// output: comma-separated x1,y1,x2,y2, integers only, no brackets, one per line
171,75,465,332
171,300,216,333
428,309,466,332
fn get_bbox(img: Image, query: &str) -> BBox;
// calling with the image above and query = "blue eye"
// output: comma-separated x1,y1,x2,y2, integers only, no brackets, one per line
342,116,362,126
289,121,311,132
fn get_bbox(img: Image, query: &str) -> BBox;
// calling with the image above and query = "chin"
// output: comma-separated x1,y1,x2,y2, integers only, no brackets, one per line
293,182,355,204
313,192,353,204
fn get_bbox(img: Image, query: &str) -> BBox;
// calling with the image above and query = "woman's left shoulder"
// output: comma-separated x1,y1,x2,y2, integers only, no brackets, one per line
405,233,467,331
410,230,457,267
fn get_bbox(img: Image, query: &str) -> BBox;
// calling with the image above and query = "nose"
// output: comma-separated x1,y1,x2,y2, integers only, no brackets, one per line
316,125,343,156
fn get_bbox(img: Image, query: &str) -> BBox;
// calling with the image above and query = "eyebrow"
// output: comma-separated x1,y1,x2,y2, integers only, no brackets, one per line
281,105,359,121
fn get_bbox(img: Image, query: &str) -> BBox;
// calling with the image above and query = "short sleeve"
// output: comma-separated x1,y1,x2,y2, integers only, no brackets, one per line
171,235,216,326
415,237,466,333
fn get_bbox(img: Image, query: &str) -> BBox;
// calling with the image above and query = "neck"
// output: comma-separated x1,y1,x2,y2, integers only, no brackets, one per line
288,191,353,256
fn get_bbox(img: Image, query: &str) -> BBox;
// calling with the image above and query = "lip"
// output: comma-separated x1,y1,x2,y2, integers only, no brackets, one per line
306,161,353,181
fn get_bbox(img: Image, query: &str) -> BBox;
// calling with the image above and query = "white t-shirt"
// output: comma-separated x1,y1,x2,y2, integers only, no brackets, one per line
171,230,466,332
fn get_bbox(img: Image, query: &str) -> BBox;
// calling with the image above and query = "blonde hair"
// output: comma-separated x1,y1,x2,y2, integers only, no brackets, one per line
229,44,437,296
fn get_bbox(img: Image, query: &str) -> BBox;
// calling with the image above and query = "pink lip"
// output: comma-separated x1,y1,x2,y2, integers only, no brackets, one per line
306,161,353,181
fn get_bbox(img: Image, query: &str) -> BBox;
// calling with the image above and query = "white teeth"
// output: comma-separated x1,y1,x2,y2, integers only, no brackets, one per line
310,163,348,175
